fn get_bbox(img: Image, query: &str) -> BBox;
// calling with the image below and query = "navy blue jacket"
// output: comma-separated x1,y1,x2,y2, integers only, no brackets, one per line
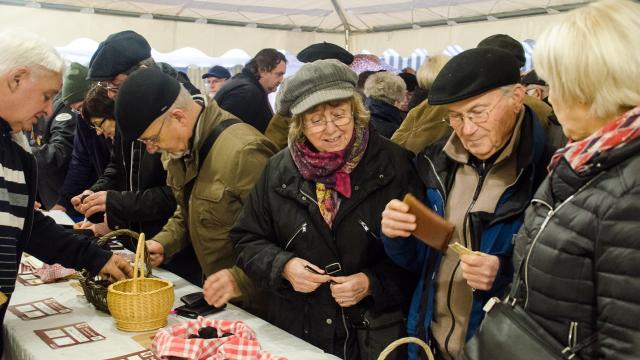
365,97,405,139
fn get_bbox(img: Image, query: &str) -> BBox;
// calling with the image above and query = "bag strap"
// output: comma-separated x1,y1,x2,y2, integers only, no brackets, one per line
183,118,242,210
562,332,598,359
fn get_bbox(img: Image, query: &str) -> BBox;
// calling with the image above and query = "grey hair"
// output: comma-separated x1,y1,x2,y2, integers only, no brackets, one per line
363,71,406,105
156,85,192,122
0,30,64,75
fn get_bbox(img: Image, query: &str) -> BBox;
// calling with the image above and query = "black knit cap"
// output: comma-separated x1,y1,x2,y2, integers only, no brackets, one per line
88,31,152,81
297,42,354,65
477,34,525,68
115,68,180,143
428,47,520,105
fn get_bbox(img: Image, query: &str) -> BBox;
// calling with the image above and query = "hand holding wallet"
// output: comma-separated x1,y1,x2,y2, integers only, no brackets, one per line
402,193,454,252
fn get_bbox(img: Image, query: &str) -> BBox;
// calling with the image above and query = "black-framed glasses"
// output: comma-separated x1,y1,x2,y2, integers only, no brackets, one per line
304,114,353,134
442,94,505,128
137,116,167,147
89,118,107,132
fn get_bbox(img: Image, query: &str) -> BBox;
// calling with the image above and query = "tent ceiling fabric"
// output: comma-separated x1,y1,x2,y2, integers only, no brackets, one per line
8,0,590,33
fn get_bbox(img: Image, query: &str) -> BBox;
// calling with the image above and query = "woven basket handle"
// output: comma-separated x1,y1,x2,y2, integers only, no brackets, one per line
376,337,434,360
133,233,146,281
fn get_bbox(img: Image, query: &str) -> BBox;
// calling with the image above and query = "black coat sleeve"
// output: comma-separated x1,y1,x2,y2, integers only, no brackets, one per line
105,186,176,229
32,112,76,170
90,133,123,192
26,211,112,274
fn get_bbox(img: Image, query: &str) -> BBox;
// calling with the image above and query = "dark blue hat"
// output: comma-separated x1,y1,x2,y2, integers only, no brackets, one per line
201,65,231,79
428,47,520,105
88,31,152,81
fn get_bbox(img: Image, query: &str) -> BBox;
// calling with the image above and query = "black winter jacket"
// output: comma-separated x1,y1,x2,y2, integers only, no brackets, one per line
231,131,420,359
513,136,640,359
214,68,273,133
365,97,404,139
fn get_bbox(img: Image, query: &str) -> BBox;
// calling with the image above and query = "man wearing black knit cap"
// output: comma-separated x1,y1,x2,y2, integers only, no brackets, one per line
115,68,277,311
380,47,559,359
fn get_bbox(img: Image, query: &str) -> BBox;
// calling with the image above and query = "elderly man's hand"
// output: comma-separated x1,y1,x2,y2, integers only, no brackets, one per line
99,254,133,282
80,191,108,218
330,272,371,307
460,253,500,291
71,190,93,213
145,240,164,267
381,199,416,238
203,269,242,308
282,257,331,293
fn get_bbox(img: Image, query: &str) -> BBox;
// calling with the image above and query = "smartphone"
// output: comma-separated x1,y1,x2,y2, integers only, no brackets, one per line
304,265,322,274
174,302,226,319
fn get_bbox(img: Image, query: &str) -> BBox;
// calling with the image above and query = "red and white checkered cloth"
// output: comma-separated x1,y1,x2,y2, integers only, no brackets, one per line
152,317,287,360
34,264,76,283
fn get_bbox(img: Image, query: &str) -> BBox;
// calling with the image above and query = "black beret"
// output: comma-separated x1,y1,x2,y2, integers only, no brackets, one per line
398,72,418,92
115,68,181,143
88,31,152,81
297,42,354,65
521,70,547,86
428,47,520,105
477,34,525,68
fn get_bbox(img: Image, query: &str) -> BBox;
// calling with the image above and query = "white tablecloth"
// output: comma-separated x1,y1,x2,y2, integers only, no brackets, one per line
3,268,339,360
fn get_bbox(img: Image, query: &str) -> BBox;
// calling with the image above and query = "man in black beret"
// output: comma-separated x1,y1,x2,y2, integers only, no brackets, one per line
115,68,277,312
74,30,203,285
381,47,560,359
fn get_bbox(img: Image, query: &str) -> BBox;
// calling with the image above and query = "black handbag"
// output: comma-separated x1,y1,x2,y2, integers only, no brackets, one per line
354,307,407,360
458,248,596,360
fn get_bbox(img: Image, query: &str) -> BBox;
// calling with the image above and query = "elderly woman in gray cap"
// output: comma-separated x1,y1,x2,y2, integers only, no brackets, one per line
231,59,419,359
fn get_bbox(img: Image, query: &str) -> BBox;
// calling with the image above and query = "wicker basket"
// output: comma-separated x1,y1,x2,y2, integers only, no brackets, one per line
377,337,434,360
78,229,152,314
107,232,174,332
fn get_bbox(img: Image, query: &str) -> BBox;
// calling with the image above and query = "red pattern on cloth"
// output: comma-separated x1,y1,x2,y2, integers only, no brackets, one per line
34,264,76,283
152,317,287,360
548,106,640,173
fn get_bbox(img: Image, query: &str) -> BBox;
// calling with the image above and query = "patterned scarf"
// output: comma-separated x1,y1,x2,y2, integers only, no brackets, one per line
548,106,640,173
290,125,369,227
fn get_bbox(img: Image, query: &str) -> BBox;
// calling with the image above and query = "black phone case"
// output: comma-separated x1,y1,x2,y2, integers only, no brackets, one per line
174,302,226,319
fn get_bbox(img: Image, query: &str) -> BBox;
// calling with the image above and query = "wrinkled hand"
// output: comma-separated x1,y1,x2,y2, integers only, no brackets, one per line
71,190,93,213
145,240,165,267
460,253,500,291
51,204,67,212
330,272,371,307
282,257,331,293
203,269,242,307
80,191,108,218
99,254,133,282
34,201,42,210
381,199,416,238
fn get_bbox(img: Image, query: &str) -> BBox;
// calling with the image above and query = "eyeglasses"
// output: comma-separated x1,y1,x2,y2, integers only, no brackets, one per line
304,114,352,134
443,94,506,128
137,117,167,147
97,81,120,93
89,118,107,132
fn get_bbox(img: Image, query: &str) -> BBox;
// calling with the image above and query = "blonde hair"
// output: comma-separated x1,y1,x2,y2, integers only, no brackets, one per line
0,31,64,75
363,72,406,105
534,0,640,120
288,95,370,143
416,55,450,90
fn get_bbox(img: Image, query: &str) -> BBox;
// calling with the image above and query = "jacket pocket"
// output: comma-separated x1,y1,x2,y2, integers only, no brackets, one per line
193,181,240,227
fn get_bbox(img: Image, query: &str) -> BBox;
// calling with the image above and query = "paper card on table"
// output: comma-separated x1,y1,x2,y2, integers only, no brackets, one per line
16,272,45,286
34,322,105,349
9,298,72,320
40,209,75,226
105,350,160,360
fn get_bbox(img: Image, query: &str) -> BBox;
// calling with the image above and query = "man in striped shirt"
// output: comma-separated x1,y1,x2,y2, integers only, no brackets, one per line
0,30,132,354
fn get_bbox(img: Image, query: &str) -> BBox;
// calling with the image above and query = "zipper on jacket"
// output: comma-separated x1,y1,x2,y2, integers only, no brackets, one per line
568,321,578,348
358,219,379,241
284,222,307,251
424,154,448,203
299,189,319,206
443,162,486,356
341,307,350,360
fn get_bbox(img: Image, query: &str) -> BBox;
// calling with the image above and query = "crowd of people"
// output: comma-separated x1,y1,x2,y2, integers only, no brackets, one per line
0,0,638,359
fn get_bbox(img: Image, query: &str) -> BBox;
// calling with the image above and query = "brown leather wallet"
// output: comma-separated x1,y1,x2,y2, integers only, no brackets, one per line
403,193,454,252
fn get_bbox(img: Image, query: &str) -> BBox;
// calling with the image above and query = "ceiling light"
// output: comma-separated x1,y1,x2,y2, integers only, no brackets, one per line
25,1,41,8
195,18,207,24
446,20,457,26
487,15,498,21
546,8,560,14
80,7,94,14
140,13,153,20
245,23,258,28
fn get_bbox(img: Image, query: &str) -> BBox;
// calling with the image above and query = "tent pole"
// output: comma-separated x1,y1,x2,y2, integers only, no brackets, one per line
330,0,351,50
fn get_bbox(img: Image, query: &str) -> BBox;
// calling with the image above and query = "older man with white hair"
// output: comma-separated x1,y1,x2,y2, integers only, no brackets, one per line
0,30,132,353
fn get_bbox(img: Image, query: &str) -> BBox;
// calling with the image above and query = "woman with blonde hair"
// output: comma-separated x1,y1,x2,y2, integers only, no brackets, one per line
231,59,419,359
505,0,640,358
